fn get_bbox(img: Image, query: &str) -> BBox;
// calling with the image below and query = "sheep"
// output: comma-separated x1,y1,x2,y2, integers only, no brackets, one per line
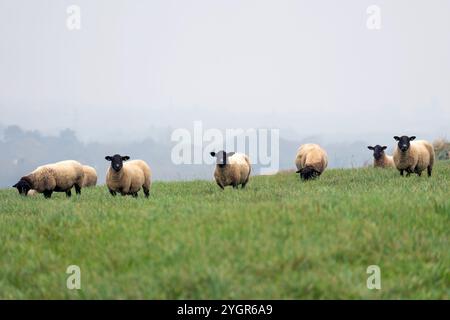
295,143,328,180
82,165,98,187
27,190,38,197
367,145,395,168
210,151,251,189
13,160,84,198
105,154,151,197
393,136,435,177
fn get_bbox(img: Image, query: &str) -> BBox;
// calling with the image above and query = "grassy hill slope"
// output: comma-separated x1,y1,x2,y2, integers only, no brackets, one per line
0,161,449,299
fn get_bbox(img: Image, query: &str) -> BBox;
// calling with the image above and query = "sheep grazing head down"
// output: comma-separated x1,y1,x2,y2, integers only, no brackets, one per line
105,154,130,172
13,177,32,195
296,167,320,180
394,136,416,152
210,151,235,168
367,145,387,160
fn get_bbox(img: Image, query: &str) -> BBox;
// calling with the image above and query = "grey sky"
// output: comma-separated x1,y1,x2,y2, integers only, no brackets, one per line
1,0,449,142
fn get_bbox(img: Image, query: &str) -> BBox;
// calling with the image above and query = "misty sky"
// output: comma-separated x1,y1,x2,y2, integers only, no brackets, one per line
0,0,449,142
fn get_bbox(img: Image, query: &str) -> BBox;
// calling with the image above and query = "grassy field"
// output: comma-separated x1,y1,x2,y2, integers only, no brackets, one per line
0,161,449,299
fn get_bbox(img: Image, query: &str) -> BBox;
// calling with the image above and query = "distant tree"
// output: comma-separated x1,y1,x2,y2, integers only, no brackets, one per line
3,125,25,142
26,130,42,140
59,128,78,144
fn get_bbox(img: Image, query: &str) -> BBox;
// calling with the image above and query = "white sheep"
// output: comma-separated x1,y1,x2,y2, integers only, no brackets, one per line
393,136,435,177
295,143,328,180
13,160,85,198
27,189,38,197
210,151,251,189
82,165,98,187
105,154,151,197
367,145,395,168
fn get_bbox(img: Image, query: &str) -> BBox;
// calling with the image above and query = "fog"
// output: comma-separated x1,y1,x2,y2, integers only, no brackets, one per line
0,1,449,155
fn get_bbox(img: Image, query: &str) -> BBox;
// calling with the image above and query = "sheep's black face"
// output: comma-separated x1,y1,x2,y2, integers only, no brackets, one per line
13,178,31,196
210,151,235,168
105,154,130,172
394,136,415,152
296,167,320,180
367,145,387,160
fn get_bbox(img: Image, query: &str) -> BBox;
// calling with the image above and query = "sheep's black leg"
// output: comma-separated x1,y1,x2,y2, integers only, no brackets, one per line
216,182,224,190
143,188,150,198
427,166,432,177
66,190,72,197
109,189,116,196
43,190,53,199
400,170,404,176
232,184,238,189
416,171,422,177
74,184,81,195
241,177,250,189
132,192,138,198
406,168,413,177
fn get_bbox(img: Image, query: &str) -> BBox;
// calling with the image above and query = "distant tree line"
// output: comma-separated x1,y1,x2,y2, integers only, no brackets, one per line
1,124,424,188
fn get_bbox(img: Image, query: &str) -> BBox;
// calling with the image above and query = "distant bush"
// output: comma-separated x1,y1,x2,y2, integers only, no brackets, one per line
433,138,450,160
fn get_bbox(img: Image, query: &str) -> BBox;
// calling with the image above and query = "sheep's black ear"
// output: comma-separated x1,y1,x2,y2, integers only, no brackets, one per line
210,152,216,157
382,146,387,150
105,156,112,161
12,183,18,188
227,152,235,157
409,136,416,141
122,156,130,161
367,146,374,150
295,169,302,173
393,136,400,141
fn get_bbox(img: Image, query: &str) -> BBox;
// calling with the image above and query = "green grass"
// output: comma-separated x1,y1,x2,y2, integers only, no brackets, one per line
0,161,449,299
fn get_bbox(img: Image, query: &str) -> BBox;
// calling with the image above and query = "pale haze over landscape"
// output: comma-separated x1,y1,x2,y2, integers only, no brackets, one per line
2,1,450,302
0,0,449,185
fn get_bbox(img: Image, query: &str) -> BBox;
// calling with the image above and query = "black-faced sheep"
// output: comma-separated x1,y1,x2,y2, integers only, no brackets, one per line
105,154,151,197
393,136,435,177
13,160,84,198
82,165,98,187
295,143,328,180
367,145,395,168
210,151,251,189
